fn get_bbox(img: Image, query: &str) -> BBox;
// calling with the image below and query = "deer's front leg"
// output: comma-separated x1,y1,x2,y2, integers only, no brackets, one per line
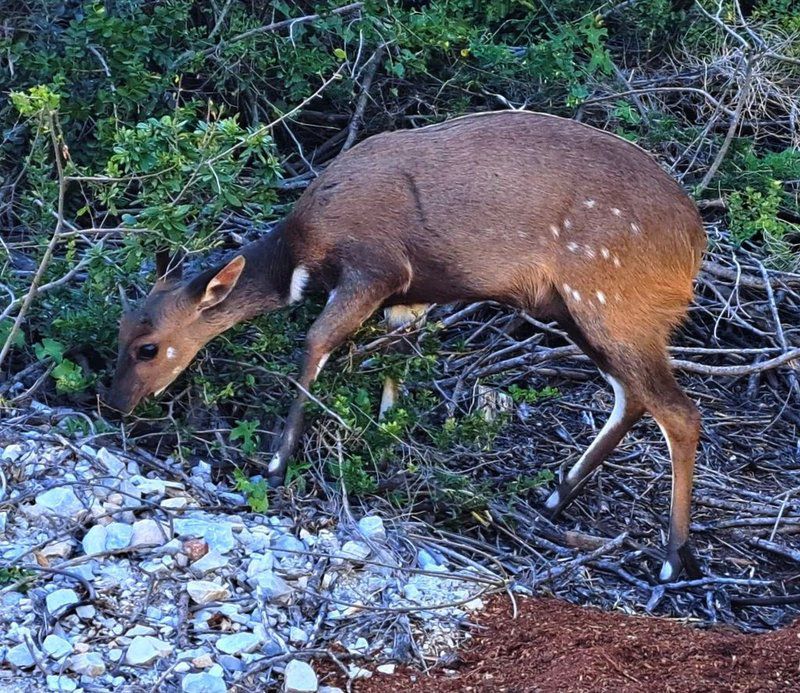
267,279,393,486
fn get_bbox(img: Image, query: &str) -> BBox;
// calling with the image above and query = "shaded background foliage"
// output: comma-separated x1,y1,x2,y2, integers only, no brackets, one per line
0,0,799,511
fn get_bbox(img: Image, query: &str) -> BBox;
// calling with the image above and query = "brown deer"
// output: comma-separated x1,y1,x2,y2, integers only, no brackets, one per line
106,111,706,582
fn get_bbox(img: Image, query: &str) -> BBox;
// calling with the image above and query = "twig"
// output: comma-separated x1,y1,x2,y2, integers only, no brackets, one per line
0,112,66,370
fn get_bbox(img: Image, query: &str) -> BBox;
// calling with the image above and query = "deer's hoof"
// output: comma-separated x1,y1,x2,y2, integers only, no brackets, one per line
659,543,702,583
543,482,578,520
266,453,287,488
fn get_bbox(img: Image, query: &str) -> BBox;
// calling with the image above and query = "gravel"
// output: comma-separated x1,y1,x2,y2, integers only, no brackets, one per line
0,434,492,691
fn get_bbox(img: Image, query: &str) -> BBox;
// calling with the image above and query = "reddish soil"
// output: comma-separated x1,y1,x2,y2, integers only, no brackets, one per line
336,597,800,693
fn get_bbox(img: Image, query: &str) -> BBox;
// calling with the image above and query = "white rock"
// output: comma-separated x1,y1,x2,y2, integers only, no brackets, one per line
130,518,169,547
347,637,368,654
82,525,108,555
215,632,262,655
358,516,386,542
35,487,84,517
174,518,236,554
76,605,96,619
47,675,77,692
69,651,105,676
41,539,73,559
338,540,370,562
284,659,318,693
376,664,396,675
162,496,189,510
192,653,215,668
255,572,293,604
97,448,126,477
131,476,167,495
125,625,156,637
2,443,25,461
46,588,80,615
246,553,274,579
289,627,308,645
6,642,37,668
42,634,72,660
106,522,134,550
182,672,227,693
125,636,174,665
190,550,229,576
187,580,230,605
416,548,440,571
348,665,372,679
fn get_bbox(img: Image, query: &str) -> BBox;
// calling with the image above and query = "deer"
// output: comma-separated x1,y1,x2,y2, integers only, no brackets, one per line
106,110,706,582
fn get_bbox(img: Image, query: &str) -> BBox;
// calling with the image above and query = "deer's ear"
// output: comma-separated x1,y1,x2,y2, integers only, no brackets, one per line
189,256,246,311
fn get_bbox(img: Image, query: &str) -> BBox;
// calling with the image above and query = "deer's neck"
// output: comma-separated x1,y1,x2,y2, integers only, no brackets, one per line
223,223,297,322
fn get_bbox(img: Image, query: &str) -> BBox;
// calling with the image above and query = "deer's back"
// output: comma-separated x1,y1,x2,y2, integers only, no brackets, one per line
287,111,705,339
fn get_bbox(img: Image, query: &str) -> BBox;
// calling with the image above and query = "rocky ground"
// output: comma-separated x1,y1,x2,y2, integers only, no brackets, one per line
0,431,493,692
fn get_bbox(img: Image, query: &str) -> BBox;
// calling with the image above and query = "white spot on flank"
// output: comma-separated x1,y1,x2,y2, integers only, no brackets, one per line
583,199,596,208
563,283,572,295
630,222,641,234
596,291,607,305
571,289,582,302
566,374,626,484
550,224,560,239
567,242,579,253
613,255,621,268
563,219,573,230
166,346,177,360
611,207,622,217
289,266,310,304
601,247,610,260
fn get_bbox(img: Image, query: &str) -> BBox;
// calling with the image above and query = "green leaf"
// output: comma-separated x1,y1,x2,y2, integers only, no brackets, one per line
333,48,347,60
34,338,66,363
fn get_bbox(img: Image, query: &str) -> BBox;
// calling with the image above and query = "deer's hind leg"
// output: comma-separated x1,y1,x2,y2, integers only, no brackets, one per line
542,301,646,517
542,292,701,580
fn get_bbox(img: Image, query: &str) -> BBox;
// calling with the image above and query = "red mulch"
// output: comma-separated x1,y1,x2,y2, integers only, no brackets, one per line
324,596,800,693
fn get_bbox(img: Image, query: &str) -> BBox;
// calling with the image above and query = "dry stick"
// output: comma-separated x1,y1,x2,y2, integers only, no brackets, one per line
696,55,754,195
671,348,800,376
0,114,66,370
342,44,386,151
747,536,800,564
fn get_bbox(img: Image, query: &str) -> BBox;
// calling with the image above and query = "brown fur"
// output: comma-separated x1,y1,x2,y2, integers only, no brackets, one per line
108,111,707,580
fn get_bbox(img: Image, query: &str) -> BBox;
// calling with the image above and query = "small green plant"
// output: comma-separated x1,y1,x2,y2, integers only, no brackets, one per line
33,338,91,393
0,567,35,591
328,454,378,495
230,419,261,456
505,469,556,495
232,468,269,512
432,411,505,451
507,384,560,406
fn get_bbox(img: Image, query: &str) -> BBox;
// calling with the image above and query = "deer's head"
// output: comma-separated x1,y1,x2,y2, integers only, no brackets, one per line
105,251,246,414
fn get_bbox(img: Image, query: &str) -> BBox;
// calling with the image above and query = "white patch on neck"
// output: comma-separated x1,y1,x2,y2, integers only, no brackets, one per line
289,266,309,304
166,346,177,360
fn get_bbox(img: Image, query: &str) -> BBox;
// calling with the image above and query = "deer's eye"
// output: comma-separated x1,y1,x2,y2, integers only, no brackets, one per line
137,344,158,361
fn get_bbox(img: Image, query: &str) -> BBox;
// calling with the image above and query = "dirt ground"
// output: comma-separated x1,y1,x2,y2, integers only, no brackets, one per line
331,596,800,693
